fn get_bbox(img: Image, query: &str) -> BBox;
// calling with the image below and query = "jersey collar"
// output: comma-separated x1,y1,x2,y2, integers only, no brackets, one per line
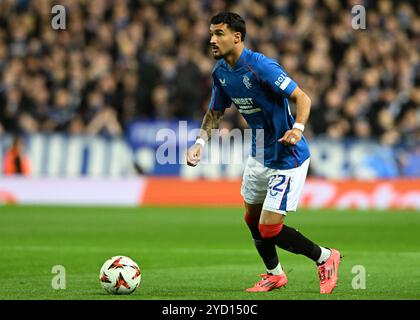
224,47,249,71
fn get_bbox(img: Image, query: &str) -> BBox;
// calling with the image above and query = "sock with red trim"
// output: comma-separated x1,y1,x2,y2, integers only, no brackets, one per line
259,223,322,262
244,212,279,270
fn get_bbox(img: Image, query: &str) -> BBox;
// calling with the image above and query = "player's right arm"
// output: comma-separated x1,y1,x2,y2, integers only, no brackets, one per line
254,54,309,146
186,109,224,167
186,70,231,167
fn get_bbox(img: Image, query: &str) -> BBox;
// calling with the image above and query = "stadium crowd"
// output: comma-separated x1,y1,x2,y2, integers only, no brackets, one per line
0,0,419,174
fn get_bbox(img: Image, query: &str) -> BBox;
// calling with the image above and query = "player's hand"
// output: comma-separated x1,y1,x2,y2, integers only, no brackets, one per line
186,143,202,167
279,128,302,146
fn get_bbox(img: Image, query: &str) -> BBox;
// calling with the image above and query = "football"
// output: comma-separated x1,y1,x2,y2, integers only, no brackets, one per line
99,256,141,295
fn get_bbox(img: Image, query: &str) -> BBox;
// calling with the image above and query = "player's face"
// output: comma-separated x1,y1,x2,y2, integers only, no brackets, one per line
209,23,240,60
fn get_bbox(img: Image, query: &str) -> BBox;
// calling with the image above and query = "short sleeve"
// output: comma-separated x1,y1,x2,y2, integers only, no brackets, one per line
209,75,231,111
257,55,297,97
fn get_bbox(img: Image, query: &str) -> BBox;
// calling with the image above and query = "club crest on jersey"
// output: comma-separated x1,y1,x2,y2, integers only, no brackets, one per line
219,78,226,87
243,75,252,89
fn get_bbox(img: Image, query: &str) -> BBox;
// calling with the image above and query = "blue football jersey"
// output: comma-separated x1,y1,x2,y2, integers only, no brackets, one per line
209,47,310,170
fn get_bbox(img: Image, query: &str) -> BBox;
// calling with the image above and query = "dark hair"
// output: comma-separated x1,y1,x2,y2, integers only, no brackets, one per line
210,12,246,41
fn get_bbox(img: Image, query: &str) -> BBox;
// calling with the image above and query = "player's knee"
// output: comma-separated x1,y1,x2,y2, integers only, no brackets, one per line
260,210,285,225
244,211,259,227
258,223,284,239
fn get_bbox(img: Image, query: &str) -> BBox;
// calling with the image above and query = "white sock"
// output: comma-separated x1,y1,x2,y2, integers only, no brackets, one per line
267,263,283,275
317,247,331,265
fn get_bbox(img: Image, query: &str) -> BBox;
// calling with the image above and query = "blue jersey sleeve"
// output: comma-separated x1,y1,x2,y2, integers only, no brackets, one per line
209,74,231,111
256,55,297,98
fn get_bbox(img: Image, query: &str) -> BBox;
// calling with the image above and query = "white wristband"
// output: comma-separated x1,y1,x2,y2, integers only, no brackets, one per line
293,123,305,132
195,138,206,147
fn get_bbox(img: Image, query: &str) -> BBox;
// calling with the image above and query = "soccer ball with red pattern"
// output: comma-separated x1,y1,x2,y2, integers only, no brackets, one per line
99,256,141,295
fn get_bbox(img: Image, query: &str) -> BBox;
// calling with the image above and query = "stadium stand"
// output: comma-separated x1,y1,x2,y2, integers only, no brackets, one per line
0,0,418,178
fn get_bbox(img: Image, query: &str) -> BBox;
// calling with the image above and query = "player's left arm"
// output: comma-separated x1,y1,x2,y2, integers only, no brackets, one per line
278,86,311,146
254,55,311,146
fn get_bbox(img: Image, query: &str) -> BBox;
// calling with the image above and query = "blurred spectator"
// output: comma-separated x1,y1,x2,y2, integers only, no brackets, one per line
151,84,174,120
0,86,23,133
172,44,204,119
81,90,122,137
85,105,123,137
2,135,31,176
42,89,79,133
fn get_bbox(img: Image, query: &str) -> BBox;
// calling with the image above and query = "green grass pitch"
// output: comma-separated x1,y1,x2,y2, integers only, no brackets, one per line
0,205,419,300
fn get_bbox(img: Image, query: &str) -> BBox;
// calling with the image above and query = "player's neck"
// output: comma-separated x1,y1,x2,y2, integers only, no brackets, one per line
225,44,244,69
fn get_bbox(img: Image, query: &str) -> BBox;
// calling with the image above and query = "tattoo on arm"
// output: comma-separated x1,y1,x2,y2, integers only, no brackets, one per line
197,109,224,142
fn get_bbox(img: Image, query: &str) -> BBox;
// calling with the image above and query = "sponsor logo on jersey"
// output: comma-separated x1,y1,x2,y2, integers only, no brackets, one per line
231,97,261,114
274,72,291,90
219,78,227,86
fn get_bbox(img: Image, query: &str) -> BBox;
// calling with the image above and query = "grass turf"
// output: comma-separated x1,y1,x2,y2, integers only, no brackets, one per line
0,205,419,300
